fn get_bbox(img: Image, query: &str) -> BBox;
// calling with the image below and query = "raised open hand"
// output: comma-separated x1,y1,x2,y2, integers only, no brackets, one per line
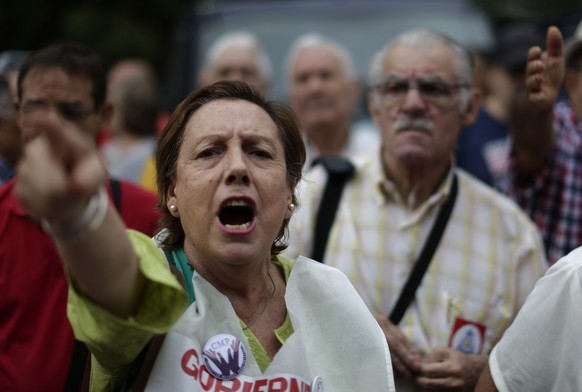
526,26,565,110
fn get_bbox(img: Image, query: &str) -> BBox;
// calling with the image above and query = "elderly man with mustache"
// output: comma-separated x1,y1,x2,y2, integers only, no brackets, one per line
285,29,547,392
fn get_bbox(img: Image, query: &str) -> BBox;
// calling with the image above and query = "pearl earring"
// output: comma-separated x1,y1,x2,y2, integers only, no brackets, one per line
288,203,295,211
169,205,178,213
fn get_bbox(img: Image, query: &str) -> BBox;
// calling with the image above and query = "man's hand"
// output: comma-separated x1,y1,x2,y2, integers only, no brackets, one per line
526,26,564,110
512,26,564,174
15,112,106,223
415,346,486,391
375,316,423,378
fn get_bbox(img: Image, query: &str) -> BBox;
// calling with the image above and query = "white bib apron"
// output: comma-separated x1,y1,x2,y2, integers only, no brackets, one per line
146,257,395,391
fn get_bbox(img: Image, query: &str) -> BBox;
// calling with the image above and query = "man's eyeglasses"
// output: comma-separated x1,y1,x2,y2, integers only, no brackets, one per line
373,77,470,108
20,101,94,123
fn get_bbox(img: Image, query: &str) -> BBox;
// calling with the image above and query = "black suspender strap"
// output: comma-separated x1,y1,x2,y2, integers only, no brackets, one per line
64,342,89,392
109,178,122,212
389,174,458,325
310,156,355,262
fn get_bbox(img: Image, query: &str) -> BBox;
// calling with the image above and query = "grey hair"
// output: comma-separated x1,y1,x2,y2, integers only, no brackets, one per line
204,31,273,84
285,33,357,89
368,29,473,111
0,75,14,120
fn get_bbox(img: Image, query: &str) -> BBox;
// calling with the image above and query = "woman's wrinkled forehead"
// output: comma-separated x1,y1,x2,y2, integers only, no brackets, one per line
180,99,282,147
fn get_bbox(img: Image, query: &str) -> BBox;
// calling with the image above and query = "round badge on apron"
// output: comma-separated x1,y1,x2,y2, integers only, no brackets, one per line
202,334,247,381
311,376,324,392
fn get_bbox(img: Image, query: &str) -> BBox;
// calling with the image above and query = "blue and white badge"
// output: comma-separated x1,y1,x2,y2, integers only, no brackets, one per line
311,376,325,392
202,334,247,381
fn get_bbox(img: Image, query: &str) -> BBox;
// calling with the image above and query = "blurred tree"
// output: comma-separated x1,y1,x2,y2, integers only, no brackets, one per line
2,0,580,106
0,0,198,106
471,0,582,53
473,0,582,25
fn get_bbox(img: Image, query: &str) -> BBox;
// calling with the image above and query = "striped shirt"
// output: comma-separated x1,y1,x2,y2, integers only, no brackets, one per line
286,153,547,359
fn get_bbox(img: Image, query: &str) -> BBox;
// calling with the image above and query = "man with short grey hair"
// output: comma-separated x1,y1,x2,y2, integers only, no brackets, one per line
198,31,272,96
286,29,547,391
286,33,379,166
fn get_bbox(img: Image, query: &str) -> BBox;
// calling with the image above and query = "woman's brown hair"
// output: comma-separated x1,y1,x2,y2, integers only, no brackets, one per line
156,80,306,255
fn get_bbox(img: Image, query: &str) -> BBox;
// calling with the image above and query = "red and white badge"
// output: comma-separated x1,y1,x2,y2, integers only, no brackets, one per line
448,317,486,355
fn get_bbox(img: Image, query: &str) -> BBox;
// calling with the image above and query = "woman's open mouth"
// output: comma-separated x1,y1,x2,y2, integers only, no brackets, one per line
218,198,256,232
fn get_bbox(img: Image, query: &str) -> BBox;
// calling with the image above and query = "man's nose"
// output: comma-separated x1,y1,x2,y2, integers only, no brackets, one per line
303,75,325,93
401,86,428,110
399,86,429,117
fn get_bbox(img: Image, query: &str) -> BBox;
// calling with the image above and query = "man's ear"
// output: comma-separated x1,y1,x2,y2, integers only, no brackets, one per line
14,99,21,127
197,69,210,89
460,88,481,127
565,69,577,92
349,79,363,107
99,102,114,128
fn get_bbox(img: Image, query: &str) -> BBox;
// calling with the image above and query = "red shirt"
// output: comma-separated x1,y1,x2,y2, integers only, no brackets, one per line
0,179,160,392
